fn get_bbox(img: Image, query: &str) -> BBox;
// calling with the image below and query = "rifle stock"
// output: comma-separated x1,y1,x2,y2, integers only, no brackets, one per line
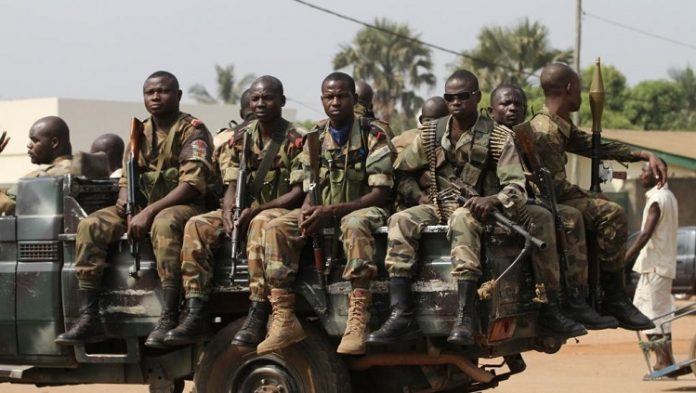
305,130,324,286
126,117,144,278
229,131,250,280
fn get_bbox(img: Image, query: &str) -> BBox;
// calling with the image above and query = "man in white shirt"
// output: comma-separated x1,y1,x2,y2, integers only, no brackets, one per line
627,159,678,371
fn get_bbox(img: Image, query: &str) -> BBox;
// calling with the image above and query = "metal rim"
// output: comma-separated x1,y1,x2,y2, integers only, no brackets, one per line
235,363,301,393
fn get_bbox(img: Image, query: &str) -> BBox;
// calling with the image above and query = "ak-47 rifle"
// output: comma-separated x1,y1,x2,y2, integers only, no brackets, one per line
589,58,605,193
305,130,325,287
126,117,144,278
229,131,251,280
514,122,571,292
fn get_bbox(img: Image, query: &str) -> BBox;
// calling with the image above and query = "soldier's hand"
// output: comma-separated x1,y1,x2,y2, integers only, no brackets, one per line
127,209,155,240
300,205,333,236
115,188,128,218
0,131,9,154
223,209,235,237
464,196,500,221
235,207,256,236
647,152,668,188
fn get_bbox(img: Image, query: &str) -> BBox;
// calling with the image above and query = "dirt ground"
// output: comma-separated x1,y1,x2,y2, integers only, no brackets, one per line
3,301,695,393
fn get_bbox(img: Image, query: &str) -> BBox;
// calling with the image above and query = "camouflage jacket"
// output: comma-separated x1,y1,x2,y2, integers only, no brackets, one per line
0,155,73,214
302,117,395,206
395,115,526,212
119,112,214,200
530,106,640,201
220,118,304,206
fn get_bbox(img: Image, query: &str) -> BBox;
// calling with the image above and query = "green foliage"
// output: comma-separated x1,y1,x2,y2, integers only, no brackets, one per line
457,18,572,91
624,80,684,130
581,64,628,112
189,64,256,105
333,18,436,122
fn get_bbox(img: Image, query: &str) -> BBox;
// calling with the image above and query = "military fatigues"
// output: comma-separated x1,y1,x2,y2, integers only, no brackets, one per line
0,155,73,215
75,113,213,290
531,106,641,284
181,119,304,301
387,116,533,282
264,117,394,289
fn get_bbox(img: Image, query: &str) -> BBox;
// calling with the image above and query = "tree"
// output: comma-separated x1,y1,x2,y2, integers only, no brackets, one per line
457,18,572,91
189,64,256,105
667,65,696,129
578,64,633,129
333,18,436,126
624,80,684,130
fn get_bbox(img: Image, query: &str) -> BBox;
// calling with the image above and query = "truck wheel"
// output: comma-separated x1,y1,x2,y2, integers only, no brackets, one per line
148,378,185,393
194,317,350,393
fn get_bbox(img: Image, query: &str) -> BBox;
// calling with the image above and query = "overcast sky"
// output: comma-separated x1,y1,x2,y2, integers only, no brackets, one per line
1,0,695,120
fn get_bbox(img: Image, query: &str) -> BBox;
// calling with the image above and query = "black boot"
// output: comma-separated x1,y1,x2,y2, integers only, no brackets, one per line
366,277,422,345
55,289,106,345
600,270,655,331
564,287,619,330
538,293,587,338
447,280,477,346
231,301,270,347
145,288,181,348
163,298,211,346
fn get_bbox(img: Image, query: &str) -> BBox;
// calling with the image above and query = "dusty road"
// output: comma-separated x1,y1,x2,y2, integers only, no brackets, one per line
3,302,695,393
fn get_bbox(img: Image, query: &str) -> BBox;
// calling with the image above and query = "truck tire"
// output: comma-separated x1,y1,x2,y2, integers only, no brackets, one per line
194,317,350,393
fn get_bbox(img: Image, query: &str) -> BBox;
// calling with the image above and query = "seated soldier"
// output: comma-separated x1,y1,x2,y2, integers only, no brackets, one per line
0,116,73,215
163,76,305,346
488,84,618,330
252,72,395,356
55,71,215,347
366,71,585,347
90,133,125,178
213,88,255,150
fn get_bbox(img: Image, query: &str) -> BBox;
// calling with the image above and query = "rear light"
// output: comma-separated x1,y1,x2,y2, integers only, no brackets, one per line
488,317,516,342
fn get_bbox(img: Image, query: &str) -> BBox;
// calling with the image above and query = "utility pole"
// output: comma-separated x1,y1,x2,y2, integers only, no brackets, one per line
569,0,582,184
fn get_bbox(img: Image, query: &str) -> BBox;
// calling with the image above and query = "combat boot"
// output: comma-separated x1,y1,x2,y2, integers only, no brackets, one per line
145,287,181,348
600,270,654,331
538,293,587,338
256,289,306,355
55,289,106,345
448,280,477,346
366,277,421,345
231,301,271,347
564,287,619,330
163,298,211,346
337,288,372,355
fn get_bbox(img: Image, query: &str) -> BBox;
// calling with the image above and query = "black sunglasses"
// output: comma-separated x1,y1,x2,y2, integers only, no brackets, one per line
444,90,480,102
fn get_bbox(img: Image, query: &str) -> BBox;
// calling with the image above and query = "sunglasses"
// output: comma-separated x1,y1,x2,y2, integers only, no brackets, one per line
444,90,479,102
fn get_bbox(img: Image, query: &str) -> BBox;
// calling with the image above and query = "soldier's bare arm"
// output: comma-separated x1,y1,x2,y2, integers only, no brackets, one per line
221,180,237,237
624,202,660,264
115,187,128,217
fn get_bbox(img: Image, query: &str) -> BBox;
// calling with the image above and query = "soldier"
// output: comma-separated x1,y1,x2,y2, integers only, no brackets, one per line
253,72,394,355
55,71,215,347
90,133,125,178
419,96,449,125
366,71,585,347
163,76,305,346
213,88,255,150
530,63,666,330
0,116,73,215
489,84,618,330
354,80,376,119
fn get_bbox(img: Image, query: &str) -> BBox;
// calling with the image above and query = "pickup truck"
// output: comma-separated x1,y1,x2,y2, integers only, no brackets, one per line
0,175,571,393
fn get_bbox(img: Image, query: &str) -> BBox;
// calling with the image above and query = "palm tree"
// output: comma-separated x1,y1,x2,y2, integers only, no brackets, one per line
189,64,256,105
457,18,572,90
333,18,436,122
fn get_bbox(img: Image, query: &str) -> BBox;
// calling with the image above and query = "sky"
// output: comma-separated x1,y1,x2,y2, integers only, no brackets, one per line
1,0,695,120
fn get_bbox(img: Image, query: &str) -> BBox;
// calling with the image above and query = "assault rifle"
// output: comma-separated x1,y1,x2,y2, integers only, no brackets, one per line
514,122,570,291
305,130,325,287
126,117,144,278
229,131,251,280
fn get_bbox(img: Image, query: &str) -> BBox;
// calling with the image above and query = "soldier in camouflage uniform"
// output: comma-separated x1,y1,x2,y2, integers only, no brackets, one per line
256,72,395,356
354,80,376,120
367,71,585,347
530,63,667,330
488,84,618,330
164,76,305,346
0,116,73,215
55,71,215,347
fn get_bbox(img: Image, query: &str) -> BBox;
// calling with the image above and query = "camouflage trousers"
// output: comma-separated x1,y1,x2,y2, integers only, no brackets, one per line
75,204,204,290
180,208,291,301
265,206,388,289
386,203,564,291
556,204,589,289
561,196,627,275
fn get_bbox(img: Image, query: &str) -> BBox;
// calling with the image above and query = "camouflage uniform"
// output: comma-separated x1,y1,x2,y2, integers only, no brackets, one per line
530,106,641,281
388,116,537,283
264,117,395,289
0,155,73,215
181,119,304,301
75,113,214,290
